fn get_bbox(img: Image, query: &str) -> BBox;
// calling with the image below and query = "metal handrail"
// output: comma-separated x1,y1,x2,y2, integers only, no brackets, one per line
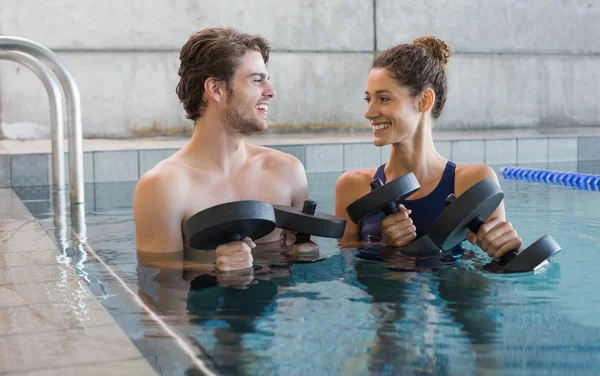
0,36,84,205
0,50,65,188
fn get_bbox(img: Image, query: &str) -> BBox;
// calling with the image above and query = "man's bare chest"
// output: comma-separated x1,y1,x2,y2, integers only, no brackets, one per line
182,173,293,224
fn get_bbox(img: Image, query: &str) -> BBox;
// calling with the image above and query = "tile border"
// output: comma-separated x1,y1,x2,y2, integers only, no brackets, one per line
0,135,596,185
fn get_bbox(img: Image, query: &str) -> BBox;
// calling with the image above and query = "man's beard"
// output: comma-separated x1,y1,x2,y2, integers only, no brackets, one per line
223,89,266,136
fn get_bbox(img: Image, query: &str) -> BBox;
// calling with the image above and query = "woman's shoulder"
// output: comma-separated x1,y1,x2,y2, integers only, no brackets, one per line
335,167,380,203
454,163,500,195
336,167,379,188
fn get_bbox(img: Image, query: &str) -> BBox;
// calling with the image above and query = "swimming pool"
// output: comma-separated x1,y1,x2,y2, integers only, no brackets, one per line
13,161,600,376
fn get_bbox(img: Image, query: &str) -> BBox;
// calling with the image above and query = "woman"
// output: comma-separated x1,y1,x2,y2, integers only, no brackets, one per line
335,36,521,260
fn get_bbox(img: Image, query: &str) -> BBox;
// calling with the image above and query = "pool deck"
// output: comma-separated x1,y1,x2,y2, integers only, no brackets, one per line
0,188,158,375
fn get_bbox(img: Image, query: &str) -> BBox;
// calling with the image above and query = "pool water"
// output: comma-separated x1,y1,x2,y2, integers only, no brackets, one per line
13,163,600,376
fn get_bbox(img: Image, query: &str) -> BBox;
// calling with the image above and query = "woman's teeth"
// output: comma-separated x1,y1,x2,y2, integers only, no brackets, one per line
373,123,391,131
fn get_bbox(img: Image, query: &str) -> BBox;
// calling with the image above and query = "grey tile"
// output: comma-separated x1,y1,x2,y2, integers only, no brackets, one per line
0,249,59,267
306,172,341,213
377,0,600,53
485,139,517,165
11,154,49,187
139,149,177,175
93,151,139,183
93,182,136,211
268,53,371,125
2,0,373,51
0,190,29,214
84,184,96,212
0,188,14,201
22,359,156,376
0,229,51,243
343,143,380,171
515,161,549,171
578,136,600,161
0,264,78,285
0,155,10,188
546,161,579,173
0,235,59,253
270,145,306,166
0,204,30,218
0,279,93,308
306,144,343,173
517,138,549,164
548,137,578,163
0,298,114,336
578,160,600,175
0,213,37,225
451,141,485,164
59,152,95,185
0,219,43,233
0,326,143,373
12,186,50,202
19,200,51,218
435,141,452,160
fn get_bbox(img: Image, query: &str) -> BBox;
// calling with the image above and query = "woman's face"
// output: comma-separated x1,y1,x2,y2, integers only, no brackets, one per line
363,68,423,147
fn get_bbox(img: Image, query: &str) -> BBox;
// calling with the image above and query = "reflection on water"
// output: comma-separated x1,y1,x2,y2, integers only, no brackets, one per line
130,241,573,376
12,170,600,376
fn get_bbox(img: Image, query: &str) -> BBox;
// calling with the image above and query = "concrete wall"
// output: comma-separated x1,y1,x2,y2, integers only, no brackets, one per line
0,0,598,138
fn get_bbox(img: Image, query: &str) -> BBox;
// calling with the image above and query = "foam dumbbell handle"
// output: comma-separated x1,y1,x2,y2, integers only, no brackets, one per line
370,179,399,216
223,232,262,270
445,194,518,263
465,215,518,263
294,200,317,243
226,233,243,243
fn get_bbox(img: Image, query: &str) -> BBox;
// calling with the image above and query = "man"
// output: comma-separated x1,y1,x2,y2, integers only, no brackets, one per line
133,27,316,272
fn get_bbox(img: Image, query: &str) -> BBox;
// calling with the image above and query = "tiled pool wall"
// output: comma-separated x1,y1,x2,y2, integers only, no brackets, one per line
0,136,598,188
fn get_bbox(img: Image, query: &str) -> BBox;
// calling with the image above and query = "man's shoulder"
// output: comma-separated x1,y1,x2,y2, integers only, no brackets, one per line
255,145,301,163
248,145,307,191
133,154,190,253
135,156,189,200
251,144,304,172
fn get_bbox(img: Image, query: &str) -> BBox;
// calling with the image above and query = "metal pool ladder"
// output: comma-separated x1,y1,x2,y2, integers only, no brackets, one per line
0,36,84,205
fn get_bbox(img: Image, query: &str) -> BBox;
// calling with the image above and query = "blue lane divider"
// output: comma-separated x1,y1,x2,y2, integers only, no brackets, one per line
501,166,600,191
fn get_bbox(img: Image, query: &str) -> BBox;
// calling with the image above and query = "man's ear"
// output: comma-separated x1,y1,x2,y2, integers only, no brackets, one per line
204,77,225,104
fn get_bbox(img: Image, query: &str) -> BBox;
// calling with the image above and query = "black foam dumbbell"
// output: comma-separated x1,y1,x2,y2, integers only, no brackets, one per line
273,199,346,244
345,173,442,256
346,173,420,224
184,200,277,251
184,199,347,267
428,179,562,273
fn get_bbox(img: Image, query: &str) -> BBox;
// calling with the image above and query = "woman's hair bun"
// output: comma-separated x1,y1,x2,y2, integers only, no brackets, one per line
412,36,451,67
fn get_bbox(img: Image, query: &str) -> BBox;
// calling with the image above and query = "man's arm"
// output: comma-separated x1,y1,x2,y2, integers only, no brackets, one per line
133,170,187,253
277,154,321,253
135,164,255,272
288,156,309,209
